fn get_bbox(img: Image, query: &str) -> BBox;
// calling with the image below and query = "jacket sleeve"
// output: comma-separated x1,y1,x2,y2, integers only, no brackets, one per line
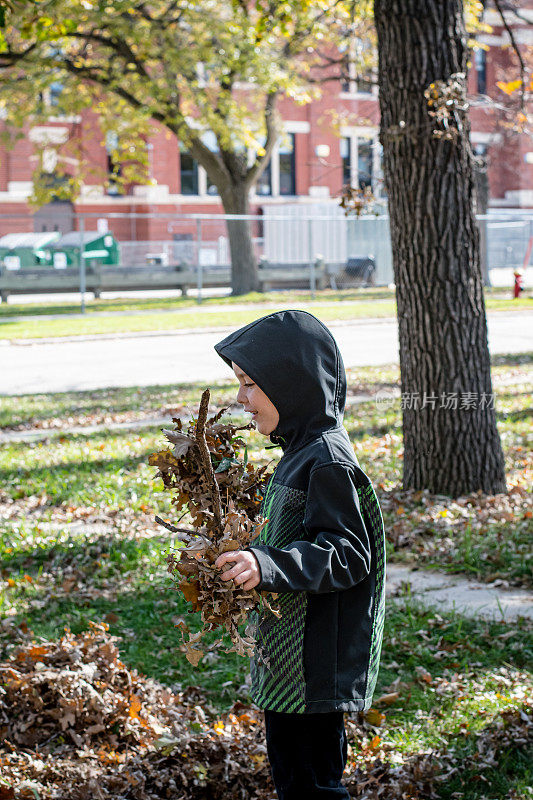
245,462,371,594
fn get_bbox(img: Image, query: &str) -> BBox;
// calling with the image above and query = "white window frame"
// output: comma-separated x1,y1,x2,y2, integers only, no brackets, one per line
248,122,306,199
178,120,306,199
340,126,381,195
339,39,378,99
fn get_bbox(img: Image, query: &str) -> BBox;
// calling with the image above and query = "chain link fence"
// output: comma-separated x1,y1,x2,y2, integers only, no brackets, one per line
0,210,531,308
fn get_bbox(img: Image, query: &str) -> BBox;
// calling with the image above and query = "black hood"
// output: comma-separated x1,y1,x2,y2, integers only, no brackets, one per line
214,310,346,452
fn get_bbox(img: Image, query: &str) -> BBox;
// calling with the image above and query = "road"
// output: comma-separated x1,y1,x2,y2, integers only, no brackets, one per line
2,312,532,395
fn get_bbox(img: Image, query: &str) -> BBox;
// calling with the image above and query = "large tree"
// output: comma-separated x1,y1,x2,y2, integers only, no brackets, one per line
0,0,367,294
374,0,506,496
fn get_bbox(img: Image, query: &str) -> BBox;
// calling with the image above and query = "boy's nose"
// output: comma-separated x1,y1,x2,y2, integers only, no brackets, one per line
236,386,246,405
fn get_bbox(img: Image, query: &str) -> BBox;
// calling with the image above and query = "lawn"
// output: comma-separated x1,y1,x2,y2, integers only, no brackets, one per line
1,353,531,798
1,355,531,586
0,287,396,317
0,287,530,340
0,533,531,798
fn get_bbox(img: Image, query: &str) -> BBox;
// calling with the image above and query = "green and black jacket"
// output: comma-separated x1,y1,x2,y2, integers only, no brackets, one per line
215,310,386,715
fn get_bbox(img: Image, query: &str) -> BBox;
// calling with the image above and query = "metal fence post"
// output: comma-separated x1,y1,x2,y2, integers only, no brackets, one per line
196,217,203,304
308,218,315,298
79,216,86,313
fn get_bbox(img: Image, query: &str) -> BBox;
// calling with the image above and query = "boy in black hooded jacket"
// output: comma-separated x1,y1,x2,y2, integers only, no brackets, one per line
213,310,386,799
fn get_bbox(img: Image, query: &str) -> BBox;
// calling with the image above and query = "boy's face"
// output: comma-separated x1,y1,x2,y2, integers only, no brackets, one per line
232,361,280,435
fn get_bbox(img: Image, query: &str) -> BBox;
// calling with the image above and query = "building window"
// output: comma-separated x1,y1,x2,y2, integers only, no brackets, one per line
339,37,375,95
340,50,351,93
356,68,375,95
340,133,380,193
105,131,122,196
179,142,199,195
49,81,63,107
474,47,487,95
279,133,296,196
256,160,272,196
341,137,351,186
203,131,220,196
358,139,373,190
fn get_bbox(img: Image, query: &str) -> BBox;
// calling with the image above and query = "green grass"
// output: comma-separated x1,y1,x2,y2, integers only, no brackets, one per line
1,516,531,713
0,364,401,431
0,380,237,431
0,299,398,339
1,285,529,318
0,287,397,317
0,428,167,509
1,357,531,586
0,287,530,340
1,540,531,799
0,353,531,798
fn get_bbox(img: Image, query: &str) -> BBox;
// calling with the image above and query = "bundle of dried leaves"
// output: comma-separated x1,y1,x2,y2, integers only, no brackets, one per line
148,389,279,666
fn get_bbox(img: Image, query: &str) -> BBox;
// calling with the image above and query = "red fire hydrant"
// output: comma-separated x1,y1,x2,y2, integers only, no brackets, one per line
513,269,524,299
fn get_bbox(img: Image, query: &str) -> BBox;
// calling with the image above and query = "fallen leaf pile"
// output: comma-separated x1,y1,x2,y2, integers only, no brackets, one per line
149,389,279,665
0,626,530,799
0,622,272,799
377,481,532,587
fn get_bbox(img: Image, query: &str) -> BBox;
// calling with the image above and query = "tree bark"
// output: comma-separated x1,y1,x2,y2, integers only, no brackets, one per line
374,0,506,496
220,182,260,295
187,107,279,297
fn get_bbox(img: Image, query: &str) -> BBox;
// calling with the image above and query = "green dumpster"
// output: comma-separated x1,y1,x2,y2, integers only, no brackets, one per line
0,231,61,270
50,231,120,269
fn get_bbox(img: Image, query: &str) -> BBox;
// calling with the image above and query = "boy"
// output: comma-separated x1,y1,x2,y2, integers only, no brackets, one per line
213,310,386,799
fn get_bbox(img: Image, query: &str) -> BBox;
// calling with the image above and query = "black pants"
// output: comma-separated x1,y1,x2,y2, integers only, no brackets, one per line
263,709,351,799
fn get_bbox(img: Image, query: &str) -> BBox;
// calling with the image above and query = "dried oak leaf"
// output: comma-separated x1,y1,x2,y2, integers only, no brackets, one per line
179,580,201,612
162,429,195,458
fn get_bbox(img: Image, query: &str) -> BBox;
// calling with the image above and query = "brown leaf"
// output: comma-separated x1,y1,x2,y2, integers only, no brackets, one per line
184,648,204,667
62,577,77,593
162,429,194,457
374,691,400,706
128,695,142,720
415,666,433,684
219,539,239,553
148,449,179,470
368,734,381,750
364,708,386,726
176,558,199,577
179,580,201,611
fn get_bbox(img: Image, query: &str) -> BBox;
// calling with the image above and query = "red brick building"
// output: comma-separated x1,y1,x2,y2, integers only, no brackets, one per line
0,2,531,239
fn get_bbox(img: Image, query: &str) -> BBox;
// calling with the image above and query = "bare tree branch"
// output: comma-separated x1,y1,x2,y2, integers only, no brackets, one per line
245,90,280,187
194,389,223,539
283,0,346,58
63,29,151,79
0,40,39,67
493,0,526,112
495,0,532,27
155,516,198,536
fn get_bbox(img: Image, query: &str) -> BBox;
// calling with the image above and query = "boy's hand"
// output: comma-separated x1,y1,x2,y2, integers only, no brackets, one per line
215,550,261,591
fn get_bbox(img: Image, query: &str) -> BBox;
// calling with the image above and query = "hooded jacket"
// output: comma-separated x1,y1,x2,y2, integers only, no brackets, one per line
214,310,386,714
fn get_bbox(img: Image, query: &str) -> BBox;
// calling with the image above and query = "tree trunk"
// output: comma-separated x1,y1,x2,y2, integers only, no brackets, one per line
374,0,506,496
220,183,260,296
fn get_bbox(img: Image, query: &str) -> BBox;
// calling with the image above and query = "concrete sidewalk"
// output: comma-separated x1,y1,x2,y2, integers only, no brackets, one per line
387,563,533,621
3,312,532,395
